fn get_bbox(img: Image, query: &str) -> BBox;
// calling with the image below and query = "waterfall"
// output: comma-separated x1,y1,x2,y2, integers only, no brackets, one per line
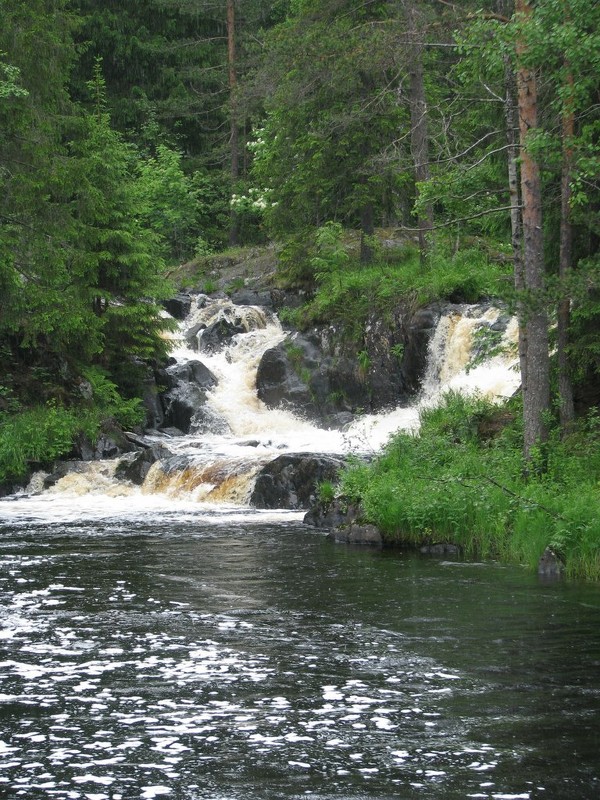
342,305,520,451
6,297,521,517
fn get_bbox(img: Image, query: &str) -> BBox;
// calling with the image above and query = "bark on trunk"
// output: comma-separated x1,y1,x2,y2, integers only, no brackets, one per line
504,57,528,394
227,0,240,247
516,0,550,463
405,2,433,260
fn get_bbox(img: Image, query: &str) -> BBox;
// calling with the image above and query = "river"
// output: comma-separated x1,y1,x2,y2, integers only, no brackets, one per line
1,510,600,799
1,298,599,798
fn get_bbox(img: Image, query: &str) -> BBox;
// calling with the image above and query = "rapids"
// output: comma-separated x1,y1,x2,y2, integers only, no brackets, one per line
6,297,521,513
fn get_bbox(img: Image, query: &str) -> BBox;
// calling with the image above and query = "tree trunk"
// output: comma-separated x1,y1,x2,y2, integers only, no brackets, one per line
557,51,576,433
503,48,528,397
404,1,433,260
227,0,240,247
516,0,550,463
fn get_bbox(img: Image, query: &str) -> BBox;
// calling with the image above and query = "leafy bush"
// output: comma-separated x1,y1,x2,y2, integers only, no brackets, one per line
283,228,510,338
81,367,145,430
338,394,600,580
0,404,95,483
0,368,145,485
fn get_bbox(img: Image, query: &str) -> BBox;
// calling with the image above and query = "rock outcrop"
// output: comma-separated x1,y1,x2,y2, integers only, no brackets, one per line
158,358,222,435
256,305,441,428
250,453,345,510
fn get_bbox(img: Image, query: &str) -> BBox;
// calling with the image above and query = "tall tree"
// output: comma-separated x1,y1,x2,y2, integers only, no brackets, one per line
0,2,170,404
515,0,551,460
246,0,407,259
401,0,434,257
227,0,240,245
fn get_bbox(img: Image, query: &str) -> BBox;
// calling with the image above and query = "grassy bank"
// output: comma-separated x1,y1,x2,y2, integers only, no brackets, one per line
278,229,512,335
337,393,600,581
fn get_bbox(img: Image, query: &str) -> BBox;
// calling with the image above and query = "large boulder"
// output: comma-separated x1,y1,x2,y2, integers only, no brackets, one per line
250,454,345,510
71,423,137,462
303,498,362,529
329,523,383,545
163,293,192,320
199,314,248,352
255,340,318,419
255,302,440,427
159,359,219,434
115,443,173,485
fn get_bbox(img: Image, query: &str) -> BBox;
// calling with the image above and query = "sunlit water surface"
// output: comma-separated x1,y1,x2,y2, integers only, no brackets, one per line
1,507,600,800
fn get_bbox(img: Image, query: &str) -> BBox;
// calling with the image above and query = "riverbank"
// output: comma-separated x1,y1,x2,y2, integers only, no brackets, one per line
3,240,600,581
324,392,600,582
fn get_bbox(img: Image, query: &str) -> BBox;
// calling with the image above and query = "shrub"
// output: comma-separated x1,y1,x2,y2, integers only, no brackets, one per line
337,394,600,580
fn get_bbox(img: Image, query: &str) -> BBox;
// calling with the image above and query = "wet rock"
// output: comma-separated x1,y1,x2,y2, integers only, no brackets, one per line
185,323,206,352
161,382,211,433
115,444,172,485
189,405,231,435
159,360,218,434
162,360,217,391
256,341,317,418
43,461,89,489
256,302,442,425
139,369,164,430
199,314,247,352
164,293,192,320
157,426,186,438
538,547,564,580
230,289,273,309
303,498,362,530
72,426,135,462
250,454,345,510
419,543,461,556
400,306,441,394
329,523,383,545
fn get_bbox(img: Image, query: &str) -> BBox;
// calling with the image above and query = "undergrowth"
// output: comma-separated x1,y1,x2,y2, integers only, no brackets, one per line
0,369,144,485
281,228,510,336
338,392,600,581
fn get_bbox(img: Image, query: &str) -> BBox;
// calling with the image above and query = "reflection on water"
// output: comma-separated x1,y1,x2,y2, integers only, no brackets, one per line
1,517,600,799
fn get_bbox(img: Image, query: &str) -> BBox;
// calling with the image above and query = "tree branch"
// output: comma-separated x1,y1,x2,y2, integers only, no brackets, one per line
396,204,521,233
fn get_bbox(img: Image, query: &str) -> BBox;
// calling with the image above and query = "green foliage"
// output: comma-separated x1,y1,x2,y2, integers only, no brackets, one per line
0,404,93,483
247,2,408,240
0,365,146,484
338,394,600,580
134,144,202,263
289,236,509,339
201,278,219,295
310,222,350,278
81,367,145,430
357,350,370,382
0,52,28,99
318,480,336,505
390,343,405,361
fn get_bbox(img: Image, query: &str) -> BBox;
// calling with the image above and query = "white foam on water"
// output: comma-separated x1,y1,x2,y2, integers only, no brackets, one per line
0,298,521,522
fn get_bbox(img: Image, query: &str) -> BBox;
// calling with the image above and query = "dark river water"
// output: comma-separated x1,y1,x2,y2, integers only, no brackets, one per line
1,511,600,799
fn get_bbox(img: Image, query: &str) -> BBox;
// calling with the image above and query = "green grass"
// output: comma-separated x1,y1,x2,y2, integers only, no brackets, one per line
0,369,145,485
283,236,511,338
338,392,600,580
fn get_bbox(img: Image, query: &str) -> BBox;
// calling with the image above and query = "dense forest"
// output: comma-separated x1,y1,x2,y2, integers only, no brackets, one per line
1,0,600,575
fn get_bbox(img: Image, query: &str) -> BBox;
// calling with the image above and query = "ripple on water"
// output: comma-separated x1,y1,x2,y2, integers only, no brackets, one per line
1,522,599,799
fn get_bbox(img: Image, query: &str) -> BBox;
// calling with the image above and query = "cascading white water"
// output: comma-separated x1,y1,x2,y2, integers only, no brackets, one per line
341,305,520,451
167,299,327,448
3,297,521,518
